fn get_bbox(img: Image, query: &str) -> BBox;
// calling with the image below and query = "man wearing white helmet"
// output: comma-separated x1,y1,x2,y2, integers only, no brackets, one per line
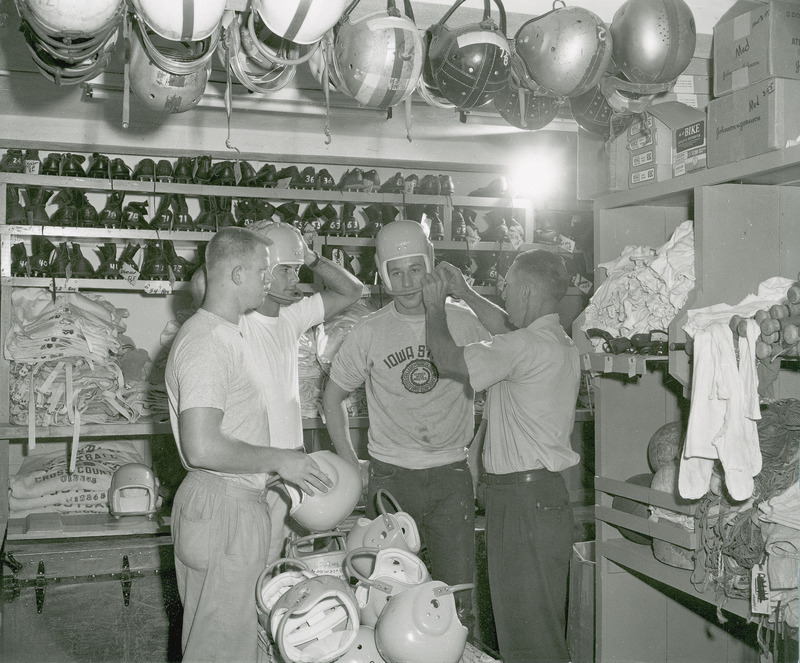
322,219,490,628
165,227,332,663
242,221,363,559
421,251,580,663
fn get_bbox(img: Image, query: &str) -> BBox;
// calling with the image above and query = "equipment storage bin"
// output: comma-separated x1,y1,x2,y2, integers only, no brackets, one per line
1,534,181,663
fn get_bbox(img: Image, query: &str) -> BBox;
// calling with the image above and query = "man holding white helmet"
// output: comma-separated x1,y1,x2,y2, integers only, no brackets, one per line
165,227,332,663
322,219,490,628
242,221,363,559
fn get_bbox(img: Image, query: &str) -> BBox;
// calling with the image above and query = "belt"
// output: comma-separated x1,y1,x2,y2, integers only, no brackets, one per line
483,468,557,485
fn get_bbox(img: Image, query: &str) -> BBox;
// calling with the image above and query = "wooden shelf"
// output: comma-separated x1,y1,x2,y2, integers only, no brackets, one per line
0,224,217,242
581,352,667,377
6,512,169,540
594,142,800,210
0,172,533,209
0,416,372,440
600,538,751,620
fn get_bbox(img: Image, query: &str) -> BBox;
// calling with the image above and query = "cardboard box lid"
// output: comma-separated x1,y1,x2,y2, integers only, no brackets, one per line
715,0,766,26
646,101,706,130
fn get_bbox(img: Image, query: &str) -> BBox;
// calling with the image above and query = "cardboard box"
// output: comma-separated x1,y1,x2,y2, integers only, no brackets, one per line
707,77,800,167
670,74,712,95
608,102,707,187
652,92,712,109
713,0,800,97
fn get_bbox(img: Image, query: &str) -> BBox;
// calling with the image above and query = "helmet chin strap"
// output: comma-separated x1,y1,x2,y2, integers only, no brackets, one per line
384,285,423,297
268,289,304,304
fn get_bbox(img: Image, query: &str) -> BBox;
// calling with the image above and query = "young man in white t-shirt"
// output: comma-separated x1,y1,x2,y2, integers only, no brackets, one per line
241,221,362,558
166,227,332,662
322,220,490,626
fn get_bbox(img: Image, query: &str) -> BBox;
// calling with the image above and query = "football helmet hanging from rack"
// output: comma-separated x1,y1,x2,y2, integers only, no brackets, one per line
130,1,222,76
610,0,696,86
332,0,424,109
221,10,297,93
242,8,320,71
15,0,124,86
128,16,211,113
568,83,636,137
252,0,349,45
513,1,612,99
424,0,511,111
493,69,562,130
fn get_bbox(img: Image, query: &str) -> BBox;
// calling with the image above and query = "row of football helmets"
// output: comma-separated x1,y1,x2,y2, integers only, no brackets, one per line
16,0,697,137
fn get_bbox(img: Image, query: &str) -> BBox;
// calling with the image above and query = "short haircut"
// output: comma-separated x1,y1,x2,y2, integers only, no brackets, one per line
513,250,570,303
205,227,270,274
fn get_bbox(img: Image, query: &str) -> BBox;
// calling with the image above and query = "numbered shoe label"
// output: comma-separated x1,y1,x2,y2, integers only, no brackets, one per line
144,281,173,295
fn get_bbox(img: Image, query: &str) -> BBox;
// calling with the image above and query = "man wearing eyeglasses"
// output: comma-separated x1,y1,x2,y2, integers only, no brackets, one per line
422,251,580,663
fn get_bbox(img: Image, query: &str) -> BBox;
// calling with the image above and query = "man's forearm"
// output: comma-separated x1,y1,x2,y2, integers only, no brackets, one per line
312,255,363,298
322,389,360,466
460,287,515,334
426,304,469,380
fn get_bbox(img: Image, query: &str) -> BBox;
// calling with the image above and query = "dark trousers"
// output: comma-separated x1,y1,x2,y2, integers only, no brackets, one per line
485,470,574,663
366,458,476,620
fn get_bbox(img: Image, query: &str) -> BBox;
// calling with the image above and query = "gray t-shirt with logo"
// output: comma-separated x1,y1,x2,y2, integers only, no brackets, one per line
330,300,489,469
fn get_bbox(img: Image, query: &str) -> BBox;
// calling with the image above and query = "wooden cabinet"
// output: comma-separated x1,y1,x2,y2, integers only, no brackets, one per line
579,145,800,662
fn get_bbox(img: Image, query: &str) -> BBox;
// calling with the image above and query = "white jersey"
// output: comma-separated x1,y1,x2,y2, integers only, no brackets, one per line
241,294,325,450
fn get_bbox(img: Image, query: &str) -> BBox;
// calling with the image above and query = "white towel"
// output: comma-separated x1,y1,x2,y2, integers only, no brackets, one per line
680,321,761,500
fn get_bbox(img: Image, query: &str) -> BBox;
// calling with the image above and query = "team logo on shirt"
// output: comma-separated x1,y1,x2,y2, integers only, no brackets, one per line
401,359,438,393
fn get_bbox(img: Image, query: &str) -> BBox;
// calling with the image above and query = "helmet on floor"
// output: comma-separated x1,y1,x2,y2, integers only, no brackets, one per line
337,626,383,663
346,546,430,627
345,490,422,578
270,574,361,663
374,580,471,663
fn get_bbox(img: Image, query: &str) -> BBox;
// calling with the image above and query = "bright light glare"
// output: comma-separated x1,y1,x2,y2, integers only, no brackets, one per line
507,150,561,201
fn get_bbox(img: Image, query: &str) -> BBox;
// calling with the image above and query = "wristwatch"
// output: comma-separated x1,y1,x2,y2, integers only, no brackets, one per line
308,252,322,269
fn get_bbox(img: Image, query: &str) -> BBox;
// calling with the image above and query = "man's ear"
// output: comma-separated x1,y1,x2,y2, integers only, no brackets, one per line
231,264,243,286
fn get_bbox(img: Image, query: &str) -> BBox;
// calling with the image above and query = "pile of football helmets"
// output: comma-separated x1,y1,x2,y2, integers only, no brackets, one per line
12,0,697,135
256,487,473,663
